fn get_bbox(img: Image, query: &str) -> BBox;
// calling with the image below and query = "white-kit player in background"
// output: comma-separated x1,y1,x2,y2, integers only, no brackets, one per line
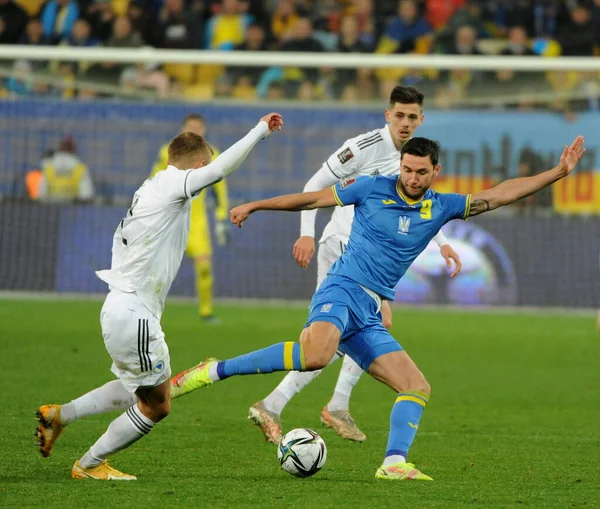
34,113,284,480
249,86,462,443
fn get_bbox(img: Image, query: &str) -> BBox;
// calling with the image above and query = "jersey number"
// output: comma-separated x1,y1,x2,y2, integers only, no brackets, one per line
419,199,432,220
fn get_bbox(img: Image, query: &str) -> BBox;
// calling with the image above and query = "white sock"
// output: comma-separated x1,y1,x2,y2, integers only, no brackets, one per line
79,404,154,469
383,454,406,466
326,355,363,412
263,352,343,415
60,380,137,425
208,362,220,382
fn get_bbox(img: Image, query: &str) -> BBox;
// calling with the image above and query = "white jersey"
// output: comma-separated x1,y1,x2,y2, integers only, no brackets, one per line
320,125,400,243
96,166,195,319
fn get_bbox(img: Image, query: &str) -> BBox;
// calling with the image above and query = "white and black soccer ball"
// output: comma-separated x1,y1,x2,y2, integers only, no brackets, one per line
277,428,327,478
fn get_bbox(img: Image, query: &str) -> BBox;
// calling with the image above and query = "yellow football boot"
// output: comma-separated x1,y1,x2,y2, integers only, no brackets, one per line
375,462,433,481
72,460,136,480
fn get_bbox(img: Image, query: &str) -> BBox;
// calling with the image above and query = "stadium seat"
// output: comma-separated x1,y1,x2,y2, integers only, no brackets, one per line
111,0,129,16
163,64,196,85
16,0,45,16
196,64,225,85
182,83,215,100
232,83,257,100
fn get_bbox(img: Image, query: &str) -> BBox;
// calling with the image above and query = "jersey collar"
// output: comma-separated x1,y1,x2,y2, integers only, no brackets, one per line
382,124,399,154
396,177,427,205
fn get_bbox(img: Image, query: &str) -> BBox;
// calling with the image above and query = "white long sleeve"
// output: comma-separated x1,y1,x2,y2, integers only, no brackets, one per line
184,121,269,198
299,165,340,238
432,230,449,247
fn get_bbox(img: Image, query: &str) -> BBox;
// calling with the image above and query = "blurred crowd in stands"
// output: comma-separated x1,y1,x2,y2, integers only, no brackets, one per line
0,0,599,109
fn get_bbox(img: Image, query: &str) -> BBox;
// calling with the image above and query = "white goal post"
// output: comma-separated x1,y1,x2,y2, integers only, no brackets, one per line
0,45,598,71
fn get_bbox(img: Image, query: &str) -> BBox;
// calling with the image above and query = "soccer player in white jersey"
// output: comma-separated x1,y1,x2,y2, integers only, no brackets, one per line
34,112,283,480
248,86,462,444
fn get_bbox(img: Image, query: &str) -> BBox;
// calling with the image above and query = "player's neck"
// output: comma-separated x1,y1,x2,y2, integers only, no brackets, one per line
396,178,426,204
387,125,405,152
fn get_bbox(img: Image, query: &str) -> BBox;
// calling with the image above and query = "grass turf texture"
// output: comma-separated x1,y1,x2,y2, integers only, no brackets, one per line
0,299,599,509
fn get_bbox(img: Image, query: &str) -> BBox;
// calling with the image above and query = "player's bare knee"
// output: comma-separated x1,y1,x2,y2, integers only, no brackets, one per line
141,400,170,423
303,351,330,371
301,340,331,370
300,323,340,371
407,375,431,396
155,399,171,421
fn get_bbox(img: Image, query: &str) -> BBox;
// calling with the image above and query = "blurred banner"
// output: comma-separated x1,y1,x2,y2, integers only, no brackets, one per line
0,100,598,213
0,100,598,309
1,202,599,308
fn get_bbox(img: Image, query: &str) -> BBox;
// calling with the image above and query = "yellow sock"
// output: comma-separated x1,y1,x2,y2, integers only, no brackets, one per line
194,259,213,317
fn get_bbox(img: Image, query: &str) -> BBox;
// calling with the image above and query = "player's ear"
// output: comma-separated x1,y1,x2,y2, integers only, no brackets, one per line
384,108,390,123
419,113,424,125
433,164,441,177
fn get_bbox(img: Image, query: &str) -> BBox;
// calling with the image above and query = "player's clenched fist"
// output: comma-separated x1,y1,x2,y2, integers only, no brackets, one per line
230,204,253,228
260,113,283,136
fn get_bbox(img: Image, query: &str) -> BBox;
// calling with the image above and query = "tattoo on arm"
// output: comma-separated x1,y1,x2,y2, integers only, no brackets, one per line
468,199,490,217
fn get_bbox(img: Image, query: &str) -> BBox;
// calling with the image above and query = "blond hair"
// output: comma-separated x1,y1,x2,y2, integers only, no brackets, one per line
167,132,212,169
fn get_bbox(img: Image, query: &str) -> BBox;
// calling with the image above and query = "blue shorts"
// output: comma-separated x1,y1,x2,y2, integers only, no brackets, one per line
305,275,402,371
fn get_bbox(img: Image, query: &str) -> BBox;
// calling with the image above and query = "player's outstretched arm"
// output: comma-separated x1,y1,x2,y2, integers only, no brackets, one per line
467,136,585,217
185,113,283,197
230,188,338,228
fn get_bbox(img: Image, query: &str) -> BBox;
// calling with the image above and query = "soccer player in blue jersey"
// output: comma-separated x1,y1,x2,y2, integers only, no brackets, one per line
171,135,585,480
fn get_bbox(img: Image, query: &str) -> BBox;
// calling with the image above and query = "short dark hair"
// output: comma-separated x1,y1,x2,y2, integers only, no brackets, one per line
401,137,440,166
182,113,204,125
389,86,424,107
168,132,211,166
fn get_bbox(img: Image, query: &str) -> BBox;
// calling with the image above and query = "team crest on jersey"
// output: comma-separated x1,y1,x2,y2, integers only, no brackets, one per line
398,216,411,235
320,303,333,313
337,147,355,165
340,177,356,189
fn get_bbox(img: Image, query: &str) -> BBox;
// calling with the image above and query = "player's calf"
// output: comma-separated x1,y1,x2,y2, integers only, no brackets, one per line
368,350,431,476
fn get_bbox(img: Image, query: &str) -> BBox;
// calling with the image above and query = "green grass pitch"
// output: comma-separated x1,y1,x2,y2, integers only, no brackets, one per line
0,299,599,508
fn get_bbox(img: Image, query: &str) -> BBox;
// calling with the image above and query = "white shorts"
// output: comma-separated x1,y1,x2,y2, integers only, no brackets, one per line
317,235,346,289
100,289,171,393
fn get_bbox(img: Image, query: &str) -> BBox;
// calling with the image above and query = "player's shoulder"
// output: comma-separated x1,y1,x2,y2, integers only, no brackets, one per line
371,174,397,188
430,189,468,205
342,173,392,192
332,127,386,168
346,126,386,152
152,165,186,184
430,189,466,198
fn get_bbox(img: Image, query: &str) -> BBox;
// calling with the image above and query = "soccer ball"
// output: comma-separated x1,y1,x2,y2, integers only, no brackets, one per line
277,428,327,478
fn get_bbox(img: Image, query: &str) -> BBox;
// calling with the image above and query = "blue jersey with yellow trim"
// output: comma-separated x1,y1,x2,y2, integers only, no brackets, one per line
329,175,471,300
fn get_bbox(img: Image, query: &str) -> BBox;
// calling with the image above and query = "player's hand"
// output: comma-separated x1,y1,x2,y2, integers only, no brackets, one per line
215,220,230,246
293,236,315,268
260,113,283,138
230,204,253,228
558,136,585,176
440,244,462,278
